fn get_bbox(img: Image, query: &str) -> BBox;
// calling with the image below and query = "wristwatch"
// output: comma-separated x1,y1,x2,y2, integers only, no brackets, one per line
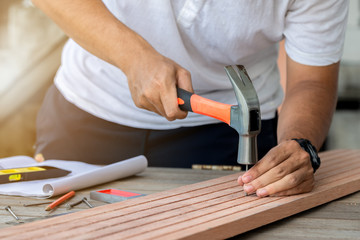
292,138,321,173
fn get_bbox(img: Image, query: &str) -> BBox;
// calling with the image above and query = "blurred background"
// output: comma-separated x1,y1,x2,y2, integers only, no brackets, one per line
327,0,360,150
0,0,67,157
0,0,359,158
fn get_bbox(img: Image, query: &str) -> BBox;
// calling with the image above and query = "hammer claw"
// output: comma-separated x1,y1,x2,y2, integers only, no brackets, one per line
235,65,253,88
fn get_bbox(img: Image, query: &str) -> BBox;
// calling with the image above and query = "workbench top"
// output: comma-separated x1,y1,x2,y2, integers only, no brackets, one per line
0,167,359,239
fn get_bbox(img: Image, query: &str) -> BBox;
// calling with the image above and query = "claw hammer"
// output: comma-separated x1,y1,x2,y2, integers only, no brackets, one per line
177,65,261,171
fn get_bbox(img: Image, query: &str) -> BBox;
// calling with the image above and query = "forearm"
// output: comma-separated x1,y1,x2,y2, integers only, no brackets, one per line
278,57,339,150
31,0,153,74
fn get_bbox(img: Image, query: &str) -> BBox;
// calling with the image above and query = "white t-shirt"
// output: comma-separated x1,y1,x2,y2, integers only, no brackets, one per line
54,0,348,130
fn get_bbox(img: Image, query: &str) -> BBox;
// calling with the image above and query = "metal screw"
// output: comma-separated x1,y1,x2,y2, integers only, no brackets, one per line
5,206,20,221
82,197,93,208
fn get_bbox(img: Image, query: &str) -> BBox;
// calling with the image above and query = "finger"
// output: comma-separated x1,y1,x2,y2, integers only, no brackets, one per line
133,90,165,117
255,167,313,197
238,170,253,186
142,98,164,117
161,66,192,121
237,175,245,186
161,85,187,121
144,94,183,121
274,177,315,196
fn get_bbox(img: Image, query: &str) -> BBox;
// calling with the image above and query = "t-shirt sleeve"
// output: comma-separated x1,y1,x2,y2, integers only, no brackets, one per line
284,0,349,66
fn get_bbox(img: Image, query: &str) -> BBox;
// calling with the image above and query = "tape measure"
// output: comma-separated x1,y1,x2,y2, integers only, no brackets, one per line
0,166,71,184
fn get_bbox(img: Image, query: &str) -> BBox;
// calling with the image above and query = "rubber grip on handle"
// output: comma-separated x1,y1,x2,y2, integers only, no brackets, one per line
177,88,232,125
177,88,194,112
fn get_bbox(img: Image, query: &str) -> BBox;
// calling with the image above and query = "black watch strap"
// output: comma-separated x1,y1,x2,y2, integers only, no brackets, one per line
292,138,321,173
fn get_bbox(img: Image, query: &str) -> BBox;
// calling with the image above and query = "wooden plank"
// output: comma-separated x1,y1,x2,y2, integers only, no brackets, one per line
0,149,359,240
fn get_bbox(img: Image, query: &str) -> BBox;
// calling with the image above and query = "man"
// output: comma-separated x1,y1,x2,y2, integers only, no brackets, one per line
32,0,348,197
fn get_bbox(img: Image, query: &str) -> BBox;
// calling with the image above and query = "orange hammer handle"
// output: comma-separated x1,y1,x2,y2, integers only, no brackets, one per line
177,88,232,125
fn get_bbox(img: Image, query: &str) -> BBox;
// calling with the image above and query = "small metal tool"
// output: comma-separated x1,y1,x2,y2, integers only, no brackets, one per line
66,198,84,210
66,197,93,209
23,201,53,207
5,206,20,221
82,197,94,208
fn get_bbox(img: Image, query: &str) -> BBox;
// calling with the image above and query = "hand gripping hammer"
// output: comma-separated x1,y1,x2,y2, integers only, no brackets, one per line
177,65,261,170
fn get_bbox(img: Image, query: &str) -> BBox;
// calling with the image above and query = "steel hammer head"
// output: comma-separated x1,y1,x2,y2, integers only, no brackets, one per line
224,65,261,166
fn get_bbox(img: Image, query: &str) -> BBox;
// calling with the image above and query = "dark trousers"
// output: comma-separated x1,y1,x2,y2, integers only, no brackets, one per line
36,85,278,168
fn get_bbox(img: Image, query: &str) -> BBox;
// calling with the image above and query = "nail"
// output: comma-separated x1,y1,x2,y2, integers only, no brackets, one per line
5,206,20,221
82,197,93,208
66,198,84,210
23,201,53,207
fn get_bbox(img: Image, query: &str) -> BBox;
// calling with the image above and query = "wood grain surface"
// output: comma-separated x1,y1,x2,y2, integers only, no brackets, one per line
0,149,359,240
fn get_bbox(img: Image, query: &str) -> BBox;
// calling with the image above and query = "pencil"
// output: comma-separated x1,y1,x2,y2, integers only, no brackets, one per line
45,191,75,211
